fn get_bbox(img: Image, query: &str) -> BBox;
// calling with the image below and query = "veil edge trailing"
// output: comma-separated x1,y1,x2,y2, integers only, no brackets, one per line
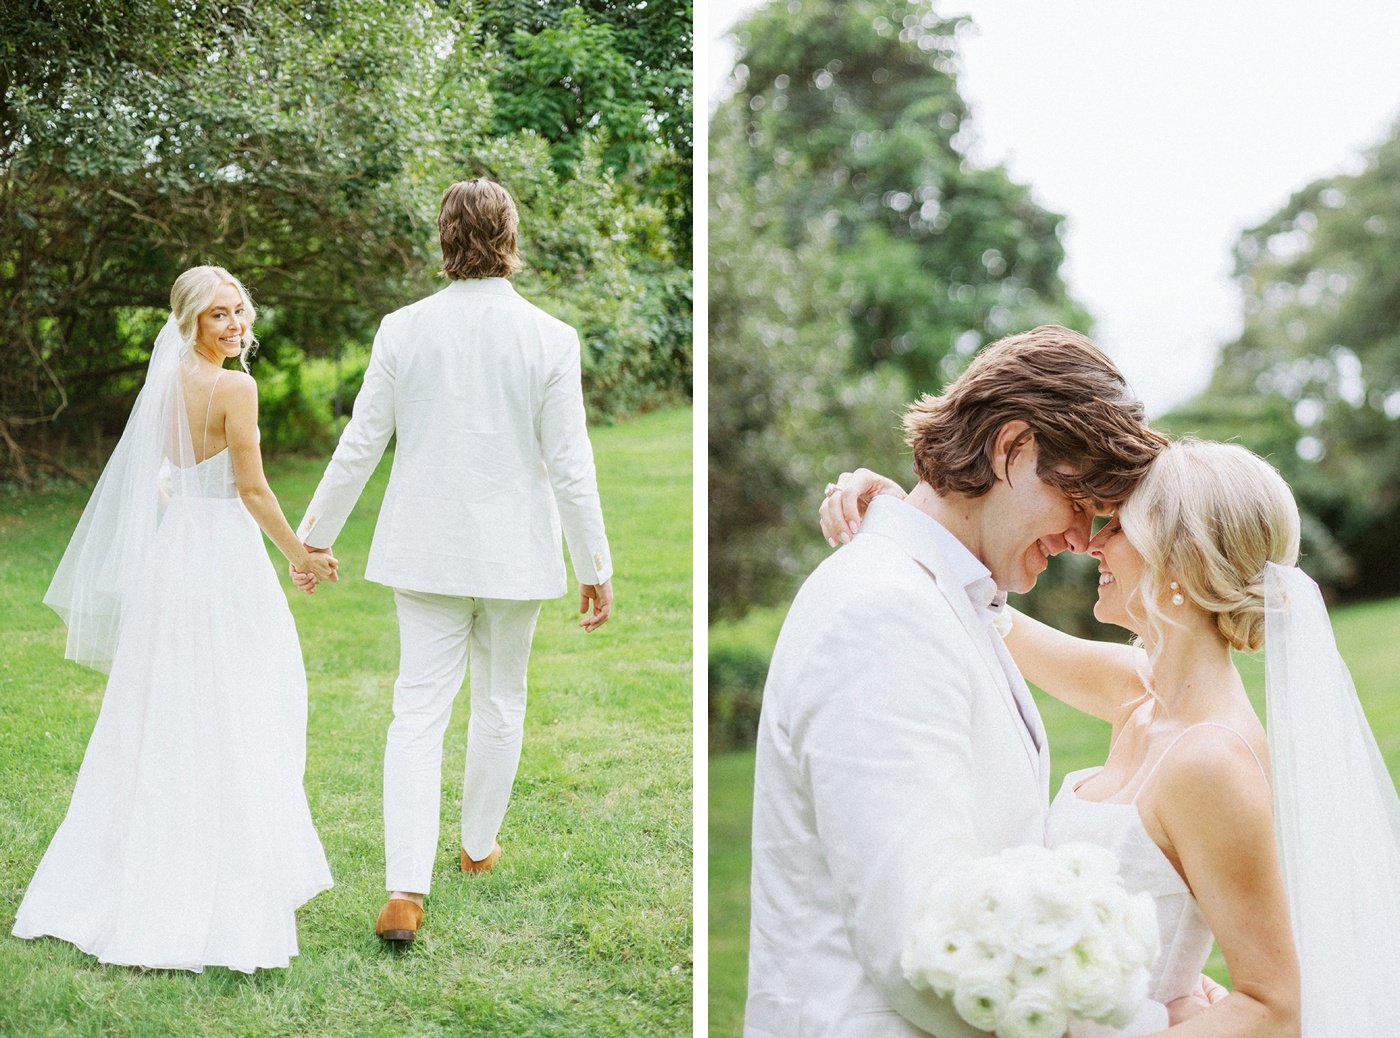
44,315,199,672
1264,561,1400,1035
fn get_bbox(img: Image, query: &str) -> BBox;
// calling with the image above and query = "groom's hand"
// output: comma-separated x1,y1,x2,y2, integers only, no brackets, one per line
289,543,338,594
578,579,613,632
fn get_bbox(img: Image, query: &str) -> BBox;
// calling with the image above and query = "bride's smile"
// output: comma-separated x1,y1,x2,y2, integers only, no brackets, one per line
194,283,248,364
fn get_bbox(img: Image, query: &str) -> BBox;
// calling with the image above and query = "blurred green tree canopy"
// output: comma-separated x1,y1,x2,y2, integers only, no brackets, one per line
1165,118,1400,600
479,0,692,251
0,0,691,482
709,0,1089,619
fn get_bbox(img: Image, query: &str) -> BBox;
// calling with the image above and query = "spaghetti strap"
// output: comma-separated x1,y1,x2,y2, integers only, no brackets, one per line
202,370,224,459
1105,691,1155,760
1131,722,1268,804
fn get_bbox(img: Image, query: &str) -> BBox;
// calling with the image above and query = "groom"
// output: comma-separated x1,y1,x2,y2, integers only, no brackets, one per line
745,327,1164,1037
294,178,614,943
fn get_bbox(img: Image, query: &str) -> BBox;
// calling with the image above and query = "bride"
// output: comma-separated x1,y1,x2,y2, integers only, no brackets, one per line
822,439,1400,1036
12,266,336,972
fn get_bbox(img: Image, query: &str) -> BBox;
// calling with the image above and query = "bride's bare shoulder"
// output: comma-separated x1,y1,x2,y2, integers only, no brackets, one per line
219,370,258,402
1151,721,1273,831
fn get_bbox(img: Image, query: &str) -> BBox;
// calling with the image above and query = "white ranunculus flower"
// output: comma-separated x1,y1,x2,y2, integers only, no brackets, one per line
1021,858,1069,906
1011,879,1085,960
1058,935,1124,1019
1103,965,1152,1030
997,985,1070,1038
1056,841,1121,884
952,970,1015,1033
969,934,1017,979
1011,958,1062,999
902,927,977,995
1082,887,1125,935
901,843,1160,1035
961,872,1032,940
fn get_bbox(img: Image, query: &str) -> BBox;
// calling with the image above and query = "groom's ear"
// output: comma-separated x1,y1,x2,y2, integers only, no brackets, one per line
991,420,1034,485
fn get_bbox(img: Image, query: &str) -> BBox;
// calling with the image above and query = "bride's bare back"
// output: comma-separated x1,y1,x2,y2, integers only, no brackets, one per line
181,362,233,463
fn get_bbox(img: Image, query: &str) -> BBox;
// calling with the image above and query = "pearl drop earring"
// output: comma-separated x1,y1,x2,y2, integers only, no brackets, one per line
1169,580,1184,606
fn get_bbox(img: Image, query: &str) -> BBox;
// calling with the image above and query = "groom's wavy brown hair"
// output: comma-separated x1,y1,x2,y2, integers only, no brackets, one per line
438,179,523,280
903,326,1167,506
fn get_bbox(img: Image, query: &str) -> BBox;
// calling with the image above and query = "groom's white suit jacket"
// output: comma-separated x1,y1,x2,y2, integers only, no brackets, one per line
746,497,1050,1038
296,277,611,598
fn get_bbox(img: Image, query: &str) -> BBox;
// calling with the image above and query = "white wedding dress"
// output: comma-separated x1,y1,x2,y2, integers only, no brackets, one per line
13,402,332,972
1041,555,1400,1038
1045,723,1266,1038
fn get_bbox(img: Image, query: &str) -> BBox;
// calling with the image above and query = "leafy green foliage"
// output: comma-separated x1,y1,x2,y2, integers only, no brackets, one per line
0,0,690,480
709,99,911,619
709,0,1089,618
477,0,694,252
708,643,770,753
730,0,1086,387
1165,118,1400,597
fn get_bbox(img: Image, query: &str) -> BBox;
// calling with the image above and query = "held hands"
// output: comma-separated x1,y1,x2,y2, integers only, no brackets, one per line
818,468,907,546
289,544,338,594
578,579,613,632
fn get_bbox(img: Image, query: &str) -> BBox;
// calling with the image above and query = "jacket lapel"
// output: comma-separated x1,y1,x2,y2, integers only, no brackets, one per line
987,627,1051,801
862,499,1045,789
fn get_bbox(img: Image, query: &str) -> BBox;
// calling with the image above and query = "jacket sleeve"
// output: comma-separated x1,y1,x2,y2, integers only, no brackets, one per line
537,328,611,585
297,322,398,548
795,583,989,1038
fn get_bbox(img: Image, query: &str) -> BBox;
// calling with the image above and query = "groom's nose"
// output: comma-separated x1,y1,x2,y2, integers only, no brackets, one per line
1062,511,1094,554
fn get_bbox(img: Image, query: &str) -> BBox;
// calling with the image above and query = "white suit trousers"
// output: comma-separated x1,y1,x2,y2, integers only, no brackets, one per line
385,588,543,893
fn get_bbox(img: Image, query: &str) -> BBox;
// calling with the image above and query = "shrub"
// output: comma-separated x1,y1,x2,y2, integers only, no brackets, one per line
708,644,771,753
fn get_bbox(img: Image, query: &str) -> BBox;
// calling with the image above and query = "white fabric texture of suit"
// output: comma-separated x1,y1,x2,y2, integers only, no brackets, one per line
746,496,1050,1038
296,277,611,893
296,276,611,596
386,589,542,890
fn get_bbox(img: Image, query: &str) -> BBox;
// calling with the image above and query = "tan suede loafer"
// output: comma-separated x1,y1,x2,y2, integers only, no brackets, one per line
375,898,424,943
460,843,502,874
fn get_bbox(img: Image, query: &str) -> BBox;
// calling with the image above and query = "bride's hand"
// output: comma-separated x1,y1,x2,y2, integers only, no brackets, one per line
1166,974,1229,1024
818,468,907,546
302,551,339,584
288,562,318,594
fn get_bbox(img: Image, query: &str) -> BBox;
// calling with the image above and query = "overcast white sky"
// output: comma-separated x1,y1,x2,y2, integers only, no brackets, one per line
703,1,1400,416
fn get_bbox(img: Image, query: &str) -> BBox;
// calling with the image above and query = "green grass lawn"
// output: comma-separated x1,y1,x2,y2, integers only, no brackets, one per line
0,406,692,1038
708,594,1400,1037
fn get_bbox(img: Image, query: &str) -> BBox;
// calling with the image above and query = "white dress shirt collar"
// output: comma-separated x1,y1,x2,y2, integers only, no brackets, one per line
444,277,518,297
864,497,1008,625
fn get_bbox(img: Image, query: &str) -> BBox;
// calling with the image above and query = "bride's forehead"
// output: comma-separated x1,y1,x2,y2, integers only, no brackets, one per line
203,284,244,311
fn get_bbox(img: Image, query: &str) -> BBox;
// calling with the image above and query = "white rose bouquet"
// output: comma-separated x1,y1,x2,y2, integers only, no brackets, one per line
901,843,1160,1038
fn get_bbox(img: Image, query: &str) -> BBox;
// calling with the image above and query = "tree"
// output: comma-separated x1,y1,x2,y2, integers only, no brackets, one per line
709,0,1089,618
729,0,1087,389
1166,117,1400,598
0,0,690,481
474,1,694,401
476,0,693,253
0,0,476,472
709,100,909,618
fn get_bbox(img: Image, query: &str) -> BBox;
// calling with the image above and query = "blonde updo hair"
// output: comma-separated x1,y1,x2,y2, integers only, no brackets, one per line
169,265,258,371
1118,439,1300,653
